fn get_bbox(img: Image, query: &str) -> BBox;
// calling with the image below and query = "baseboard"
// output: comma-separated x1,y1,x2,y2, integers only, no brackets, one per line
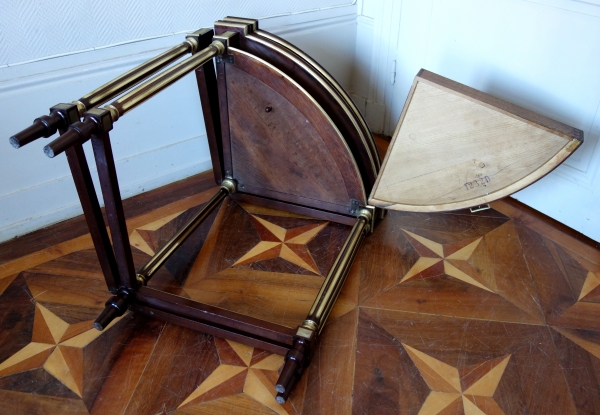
0,135,212,243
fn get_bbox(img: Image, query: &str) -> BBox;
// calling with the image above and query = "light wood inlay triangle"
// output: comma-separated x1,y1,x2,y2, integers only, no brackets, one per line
226,339,253,366
444,261,493,293
43,347,82,397
462,356,511,396
36,303,69,344
244,369,287,415
401,257,443,282
178,364,247,408
446,238,482,260
403,230,444,257
462,396,488,415
0,342,54,377
403,344,461,392
579,272,600,301
418,392,462,415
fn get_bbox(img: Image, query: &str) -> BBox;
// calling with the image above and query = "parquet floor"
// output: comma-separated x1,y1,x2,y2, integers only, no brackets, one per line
1,140,599,414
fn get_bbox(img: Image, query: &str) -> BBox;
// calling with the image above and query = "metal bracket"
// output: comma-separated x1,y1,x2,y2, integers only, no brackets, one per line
185,28,213,54
350,199,360,215
470,204,491,213
216,54,234,64
364,205,377,233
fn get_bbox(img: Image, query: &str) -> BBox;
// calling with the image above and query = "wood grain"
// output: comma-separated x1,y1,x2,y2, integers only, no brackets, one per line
370,70,582,212
241,33,379,189
184,199,350,329
227,48,366,215
1,184,599,414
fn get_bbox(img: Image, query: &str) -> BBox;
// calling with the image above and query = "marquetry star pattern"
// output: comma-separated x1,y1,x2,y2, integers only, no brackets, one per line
401,229,492,292
0,302,122,398
178,338,291,414
577,269,600,302
129,210,184,256
232,215,328,275
403,344,510,415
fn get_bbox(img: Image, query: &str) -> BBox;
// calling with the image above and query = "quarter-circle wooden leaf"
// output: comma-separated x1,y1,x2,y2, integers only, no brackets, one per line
225,48,366,216
369,70,582,212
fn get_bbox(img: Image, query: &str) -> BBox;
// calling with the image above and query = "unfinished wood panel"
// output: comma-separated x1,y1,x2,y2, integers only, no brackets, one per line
370,70,582,212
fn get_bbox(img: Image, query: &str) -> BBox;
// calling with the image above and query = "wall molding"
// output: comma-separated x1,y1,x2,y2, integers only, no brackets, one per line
525,0,600,17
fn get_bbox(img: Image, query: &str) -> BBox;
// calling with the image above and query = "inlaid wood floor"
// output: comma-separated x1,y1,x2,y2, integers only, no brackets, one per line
1,142,599,414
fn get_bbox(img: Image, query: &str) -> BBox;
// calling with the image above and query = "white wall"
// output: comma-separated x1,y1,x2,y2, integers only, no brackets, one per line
0,1,358,242
351,0,600,241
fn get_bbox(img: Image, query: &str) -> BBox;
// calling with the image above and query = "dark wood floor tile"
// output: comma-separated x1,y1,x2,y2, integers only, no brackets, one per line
129,202,220,288
26,249,105,281
388,210,510,244
359,214,545,325
185,268,323,328
0,281,136,413
481,220,545,322
131,248,188,296
303,308,359,415
183,370,248,409
327,248,361,322
492,198,600,262
21,272,107,322
550,326,600,415
515,222,600,330
77,313,137,411
236,256,318,277
123,323,220,415
0,274,20,296
441,207,510,220
0,274,36,363
164,205,220,286
176,336,296,414
515,223,577,318
214,337,248,367
176,393,275,414
0,389,89,415
356,308,577,415
184,199,350,327
352,310,427,415
0,367,80,399
306,220,350,276
90,317,166,415
187,198,262,282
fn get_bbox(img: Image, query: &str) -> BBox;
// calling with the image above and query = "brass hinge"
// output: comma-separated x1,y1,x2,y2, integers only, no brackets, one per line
470,204,491,213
